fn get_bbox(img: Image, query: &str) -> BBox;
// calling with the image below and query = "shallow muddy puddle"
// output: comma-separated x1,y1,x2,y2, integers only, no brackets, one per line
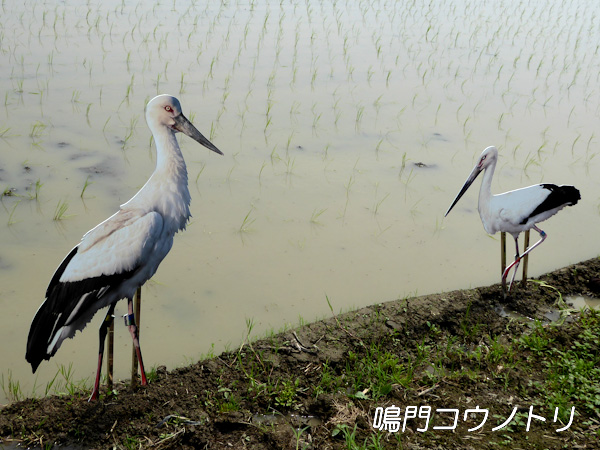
541,295,600,322
496,294,600,325
565,295,600,311
1,1,600,403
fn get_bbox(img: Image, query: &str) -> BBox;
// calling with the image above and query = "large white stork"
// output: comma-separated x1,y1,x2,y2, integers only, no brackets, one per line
26,95,223,400
445,146,580,292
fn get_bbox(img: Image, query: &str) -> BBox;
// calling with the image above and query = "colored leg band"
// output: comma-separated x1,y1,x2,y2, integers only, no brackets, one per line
123,313,136,326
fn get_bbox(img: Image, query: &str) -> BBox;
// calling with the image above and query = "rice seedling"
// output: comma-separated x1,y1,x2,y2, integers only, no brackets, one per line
29,121,46,139
53,199,70,220
155,73,162,94
225,165,236,184
258,161,267,185
0,370,23,402
398,152,408,180
340,174,356,219
80,176,93,198
374,137,385,155
497,112,506,131
193,162,206,186
283,155,296,176
310,208,327,225
71,89,81,103
14,78,24,94
6,194,21,226
57,363,89,397
372,192,389,216
322,143,331,160
124,74,135,104
238,207,256,233
571,133,581,155
462,116,471,135
355,104,364,132
121,116,138,150
23,178,44,202
209,122,217,141
312,110,322,134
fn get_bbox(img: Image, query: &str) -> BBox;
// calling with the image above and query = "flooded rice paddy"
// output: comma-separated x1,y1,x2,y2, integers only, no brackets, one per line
1,0,599,403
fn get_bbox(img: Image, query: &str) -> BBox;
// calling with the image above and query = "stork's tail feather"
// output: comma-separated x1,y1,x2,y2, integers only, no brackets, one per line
26,279,107,373
26,268,133,372
527,184,581,221
26,302,61,373
559,185,581,206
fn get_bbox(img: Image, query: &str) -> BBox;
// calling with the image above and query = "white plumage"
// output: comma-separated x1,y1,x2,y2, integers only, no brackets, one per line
26,94,223,400
445,146,580,292
61,210,164,283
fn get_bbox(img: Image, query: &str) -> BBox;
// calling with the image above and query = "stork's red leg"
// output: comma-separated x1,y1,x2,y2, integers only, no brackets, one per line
125,298,147,386
502,236,521,294
89,304,115,401
520,225,547,259
501,226,547,295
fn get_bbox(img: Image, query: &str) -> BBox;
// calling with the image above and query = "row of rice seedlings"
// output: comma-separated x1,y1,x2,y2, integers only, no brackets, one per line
4,0,597,216
4,0,597,201
9,0,596,164
1,364,91,403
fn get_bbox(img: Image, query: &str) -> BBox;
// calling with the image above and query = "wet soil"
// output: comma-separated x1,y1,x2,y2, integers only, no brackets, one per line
1,257,599,449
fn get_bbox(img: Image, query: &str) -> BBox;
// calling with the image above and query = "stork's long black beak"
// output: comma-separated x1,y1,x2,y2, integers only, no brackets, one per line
445,165,482,217
173,113,223,155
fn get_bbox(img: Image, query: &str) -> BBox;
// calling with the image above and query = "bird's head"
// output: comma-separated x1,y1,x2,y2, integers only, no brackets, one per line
474,146,497,172
445,146,497,217
145,94,223,155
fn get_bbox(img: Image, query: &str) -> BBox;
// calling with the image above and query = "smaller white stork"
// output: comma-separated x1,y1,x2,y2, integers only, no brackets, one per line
26,95,223,400
445,146,580,293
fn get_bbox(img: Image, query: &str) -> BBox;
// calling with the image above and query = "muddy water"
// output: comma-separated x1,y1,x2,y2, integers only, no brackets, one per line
1,1,599,403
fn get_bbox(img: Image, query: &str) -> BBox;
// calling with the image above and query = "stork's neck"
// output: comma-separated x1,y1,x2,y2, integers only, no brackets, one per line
154,129,188,183
125,128,191,232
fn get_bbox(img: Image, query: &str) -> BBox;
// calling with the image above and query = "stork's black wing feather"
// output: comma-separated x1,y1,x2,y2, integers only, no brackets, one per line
45,246,78,298
521,184,580,225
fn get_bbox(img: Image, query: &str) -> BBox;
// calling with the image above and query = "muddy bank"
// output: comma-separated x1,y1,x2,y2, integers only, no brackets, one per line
1,257,599,449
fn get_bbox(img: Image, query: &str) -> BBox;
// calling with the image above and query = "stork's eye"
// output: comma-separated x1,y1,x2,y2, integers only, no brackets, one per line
165,106,172,112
